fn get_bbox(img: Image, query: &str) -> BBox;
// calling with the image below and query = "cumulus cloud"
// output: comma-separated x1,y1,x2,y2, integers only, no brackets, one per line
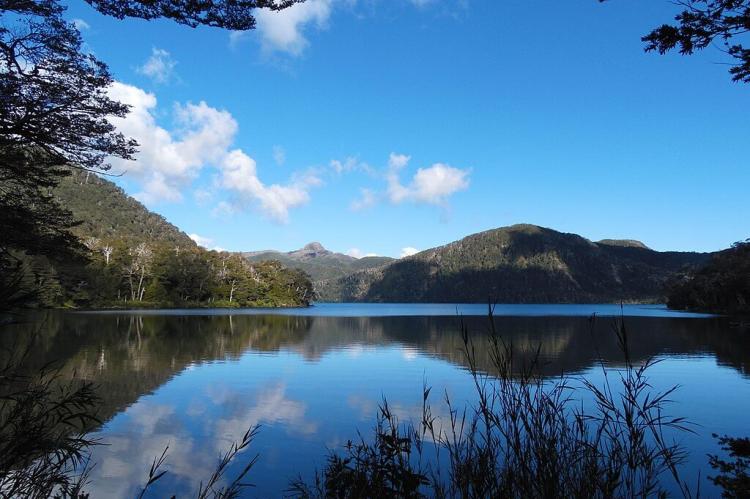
188,233,212,248
108,81,317,221
273,145,286,166
346,248,378,259
219,150,321,223
108,82,236,203
71,18,90,30
193,188,213,205
386,152,470,205
137,48,177,84
350,188,377,211
189,233,227,252
400,247,419,258
252,0,333,55
331,156,374,176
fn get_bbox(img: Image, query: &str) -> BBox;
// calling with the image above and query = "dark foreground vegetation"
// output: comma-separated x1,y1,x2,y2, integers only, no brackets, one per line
668,241,750,315
2,313,748,498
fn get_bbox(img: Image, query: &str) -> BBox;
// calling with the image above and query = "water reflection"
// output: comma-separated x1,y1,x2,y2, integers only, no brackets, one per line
1,310,749,496
3,313,747,397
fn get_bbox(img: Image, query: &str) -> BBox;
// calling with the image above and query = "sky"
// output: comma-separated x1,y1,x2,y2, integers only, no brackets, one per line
63,0,749,257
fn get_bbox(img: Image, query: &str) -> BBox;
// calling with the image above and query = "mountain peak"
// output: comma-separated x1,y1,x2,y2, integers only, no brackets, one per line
597,239,651,250
302,242,326,252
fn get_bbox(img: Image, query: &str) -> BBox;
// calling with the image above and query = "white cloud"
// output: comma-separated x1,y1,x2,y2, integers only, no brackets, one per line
72,18,90,30
273,145,286,166
193,188,212,205
109,81,316,222
108,82,236,204
188,233,213,248
400,247,419,258
386,152,470,205
331,157,354,174
346,248,378,259
252,0,333,56
350,188,377,211
331,156,374,176
388,152,411,170
219,150,320,223
189,233,227,252
137,48,177,84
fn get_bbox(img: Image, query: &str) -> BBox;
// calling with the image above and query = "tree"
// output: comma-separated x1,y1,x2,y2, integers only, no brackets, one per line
0,0,304,267
0,0,136,268
84,0,302,30
602,0,750,83
1,0,304,306
124,242,153,301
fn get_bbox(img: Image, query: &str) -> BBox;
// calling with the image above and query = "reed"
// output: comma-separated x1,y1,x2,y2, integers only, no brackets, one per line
290,308,696,498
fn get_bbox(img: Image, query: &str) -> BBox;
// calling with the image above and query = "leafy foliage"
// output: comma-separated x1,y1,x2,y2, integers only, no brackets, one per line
602,0,750,83
0,0,135,267
0,341,101,498
85,0,302,30
668,240,750,314
709,434,750,498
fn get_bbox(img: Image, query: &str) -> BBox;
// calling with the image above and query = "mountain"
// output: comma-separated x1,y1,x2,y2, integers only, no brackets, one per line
243,243,394,282
9,169,313,309
316,224,711,303
667,240,750,314
54,170,196,247
597,239,650,250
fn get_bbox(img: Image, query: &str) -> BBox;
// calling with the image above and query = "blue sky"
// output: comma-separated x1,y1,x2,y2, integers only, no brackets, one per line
64,0,749,256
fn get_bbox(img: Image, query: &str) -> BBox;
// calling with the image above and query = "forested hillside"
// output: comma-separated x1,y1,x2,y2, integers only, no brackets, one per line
54,170,195,247
317,224,710,303
6,170,313,309
668,241,750,314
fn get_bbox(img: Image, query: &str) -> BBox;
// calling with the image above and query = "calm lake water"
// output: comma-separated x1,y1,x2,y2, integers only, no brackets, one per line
3,303,749,497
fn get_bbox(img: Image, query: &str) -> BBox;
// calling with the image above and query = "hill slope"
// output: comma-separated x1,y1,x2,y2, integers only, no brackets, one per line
54,170,196,247
667,240,750,314
243,243,394,282
11,170,313,308
317,224,710,303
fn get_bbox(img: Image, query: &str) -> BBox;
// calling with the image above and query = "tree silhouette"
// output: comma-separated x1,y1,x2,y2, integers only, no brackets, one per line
602,0,750,83
85,0,302,30
1,0,304,291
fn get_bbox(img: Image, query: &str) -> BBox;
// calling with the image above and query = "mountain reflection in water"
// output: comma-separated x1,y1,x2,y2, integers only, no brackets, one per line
1,306,748,497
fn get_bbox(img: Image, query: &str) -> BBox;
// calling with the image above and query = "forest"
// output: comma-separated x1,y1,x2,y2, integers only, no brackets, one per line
1,169,314,309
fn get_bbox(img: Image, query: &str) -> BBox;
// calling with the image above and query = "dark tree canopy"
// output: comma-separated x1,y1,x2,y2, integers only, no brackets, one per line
85,0,303,30
603,0,750,83
1,0,137,188
1,0,303,263
1,0,137,266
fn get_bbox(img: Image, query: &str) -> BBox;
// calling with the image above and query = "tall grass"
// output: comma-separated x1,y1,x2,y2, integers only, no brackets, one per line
0,338,100,498
291,309,696,498
0,328,261,498
3,310,743,498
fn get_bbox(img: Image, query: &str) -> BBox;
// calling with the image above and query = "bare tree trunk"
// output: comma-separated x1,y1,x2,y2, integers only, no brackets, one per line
137,268,145,301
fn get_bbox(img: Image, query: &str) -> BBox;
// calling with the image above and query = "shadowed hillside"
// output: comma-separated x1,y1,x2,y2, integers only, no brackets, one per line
668,240,750,314
317,224,710,303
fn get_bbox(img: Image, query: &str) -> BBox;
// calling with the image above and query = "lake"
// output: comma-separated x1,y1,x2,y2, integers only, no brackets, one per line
3,303,749,497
